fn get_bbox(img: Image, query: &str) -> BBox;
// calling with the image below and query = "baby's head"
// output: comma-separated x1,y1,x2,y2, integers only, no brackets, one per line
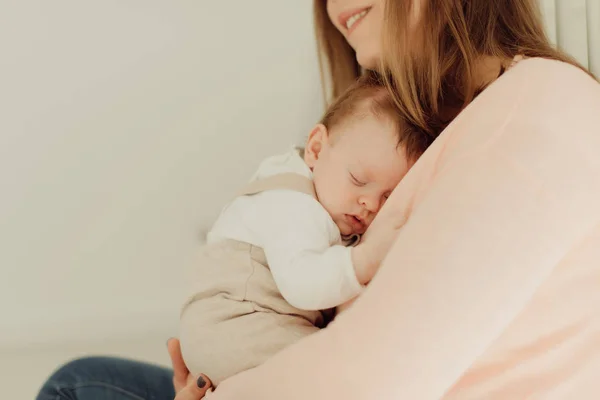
304,74,424,236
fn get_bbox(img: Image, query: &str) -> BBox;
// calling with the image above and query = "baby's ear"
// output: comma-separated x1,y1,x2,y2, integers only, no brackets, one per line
304,124,329,168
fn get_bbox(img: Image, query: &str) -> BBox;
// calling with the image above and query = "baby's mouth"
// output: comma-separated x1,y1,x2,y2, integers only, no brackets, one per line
345,214,366,234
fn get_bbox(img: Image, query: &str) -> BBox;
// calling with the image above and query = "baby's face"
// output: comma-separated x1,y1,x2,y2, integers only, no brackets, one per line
305,114,410,236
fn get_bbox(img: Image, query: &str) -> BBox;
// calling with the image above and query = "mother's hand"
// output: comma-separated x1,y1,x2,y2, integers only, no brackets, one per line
167,338,214,400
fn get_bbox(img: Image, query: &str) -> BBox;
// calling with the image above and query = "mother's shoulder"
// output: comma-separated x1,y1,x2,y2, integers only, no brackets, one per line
459,57,600,129
426,57,600,168
501,57,599,99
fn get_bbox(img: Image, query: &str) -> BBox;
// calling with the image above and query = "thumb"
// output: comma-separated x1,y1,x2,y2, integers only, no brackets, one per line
167,338,189,388
175,374,213,400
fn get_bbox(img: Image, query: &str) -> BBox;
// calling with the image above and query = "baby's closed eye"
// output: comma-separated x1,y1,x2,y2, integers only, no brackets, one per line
349,172,367,187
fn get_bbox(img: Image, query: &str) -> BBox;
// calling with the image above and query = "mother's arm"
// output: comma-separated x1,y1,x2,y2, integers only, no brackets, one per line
206,114,600,399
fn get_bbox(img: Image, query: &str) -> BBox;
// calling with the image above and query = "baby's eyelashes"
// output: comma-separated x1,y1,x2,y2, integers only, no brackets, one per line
349,172,366,187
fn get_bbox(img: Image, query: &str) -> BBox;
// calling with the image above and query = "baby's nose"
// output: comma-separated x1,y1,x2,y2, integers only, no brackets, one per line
361,195,381,213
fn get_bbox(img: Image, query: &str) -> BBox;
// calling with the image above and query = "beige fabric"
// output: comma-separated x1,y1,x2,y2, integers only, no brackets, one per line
180,173,330,385
236,172,317,199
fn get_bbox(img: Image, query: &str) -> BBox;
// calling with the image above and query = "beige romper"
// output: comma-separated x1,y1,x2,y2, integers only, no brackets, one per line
180,173,337,385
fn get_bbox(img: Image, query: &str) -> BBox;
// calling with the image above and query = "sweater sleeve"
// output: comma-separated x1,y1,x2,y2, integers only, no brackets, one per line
250,190,363,310
207,94,600,399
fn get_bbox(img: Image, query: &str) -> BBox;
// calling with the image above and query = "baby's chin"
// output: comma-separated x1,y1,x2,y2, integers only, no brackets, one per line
335,220,354,237
338,226,353,237
336,220,367,237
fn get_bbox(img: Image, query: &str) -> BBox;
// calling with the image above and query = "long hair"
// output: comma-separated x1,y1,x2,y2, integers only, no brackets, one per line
380,0,596,141
313,0,361,103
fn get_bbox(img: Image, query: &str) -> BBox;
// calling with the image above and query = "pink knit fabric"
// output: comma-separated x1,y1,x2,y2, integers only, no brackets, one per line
209,58,600,399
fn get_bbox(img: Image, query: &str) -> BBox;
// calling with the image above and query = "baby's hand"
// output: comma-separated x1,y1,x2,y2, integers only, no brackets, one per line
351,218,403,284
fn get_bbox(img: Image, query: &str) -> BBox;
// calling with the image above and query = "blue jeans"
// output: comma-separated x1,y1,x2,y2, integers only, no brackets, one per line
36,357,175,400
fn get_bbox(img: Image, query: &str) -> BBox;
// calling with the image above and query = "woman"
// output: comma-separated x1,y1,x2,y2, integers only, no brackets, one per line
38,0,600,399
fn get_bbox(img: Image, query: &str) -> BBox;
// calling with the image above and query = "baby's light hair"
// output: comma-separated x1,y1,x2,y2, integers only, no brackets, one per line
319,72,428,162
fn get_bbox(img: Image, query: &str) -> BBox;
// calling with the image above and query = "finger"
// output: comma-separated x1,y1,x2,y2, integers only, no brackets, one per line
167,338,189,386
175,374,213,400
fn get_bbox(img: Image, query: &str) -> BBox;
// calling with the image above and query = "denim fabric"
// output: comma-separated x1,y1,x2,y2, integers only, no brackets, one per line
36,357,175,400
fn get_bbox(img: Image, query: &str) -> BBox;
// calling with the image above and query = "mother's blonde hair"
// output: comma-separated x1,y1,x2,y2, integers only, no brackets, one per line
313,0,361,101
314,0,595,143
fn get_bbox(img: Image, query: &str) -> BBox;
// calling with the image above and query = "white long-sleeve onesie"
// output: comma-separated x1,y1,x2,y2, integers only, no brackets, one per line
207,148,363,310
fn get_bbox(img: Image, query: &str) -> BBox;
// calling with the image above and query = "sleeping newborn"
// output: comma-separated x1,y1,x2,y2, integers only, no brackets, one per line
179,75,417,385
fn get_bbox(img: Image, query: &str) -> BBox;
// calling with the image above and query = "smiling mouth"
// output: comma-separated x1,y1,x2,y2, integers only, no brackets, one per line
339,7,372,34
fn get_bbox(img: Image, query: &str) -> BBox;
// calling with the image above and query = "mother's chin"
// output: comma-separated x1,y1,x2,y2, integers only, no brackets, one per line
355,48,381,70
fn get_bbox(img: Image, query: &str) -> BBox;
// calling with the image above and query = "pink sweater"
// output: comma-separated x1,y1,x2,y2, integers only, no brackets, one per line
209,58,600,399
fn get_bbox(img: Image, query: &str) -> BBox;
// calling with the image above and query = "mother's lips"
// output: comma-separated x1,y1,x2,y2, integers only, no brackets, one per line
338,6,371,31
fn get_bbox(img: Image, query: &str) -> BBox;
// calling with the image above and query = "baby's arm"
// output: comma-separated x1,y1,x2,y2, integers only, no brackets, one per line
351,215,404,284
252,190,364,311
337,212,405,315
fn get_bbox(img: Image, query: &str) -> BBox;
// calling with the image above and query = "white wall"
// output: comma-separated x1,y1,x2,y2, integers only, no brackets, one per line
0,1,324,349
539,0,600,76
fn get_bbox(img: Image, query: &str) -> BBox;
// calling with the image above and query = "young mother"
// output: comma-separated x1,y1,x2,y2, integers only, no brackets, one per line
38,0,600,399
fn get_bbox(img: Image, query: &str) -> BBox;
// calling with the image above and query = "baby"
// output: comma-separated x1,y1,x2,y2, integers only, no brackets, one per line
180,75,417,385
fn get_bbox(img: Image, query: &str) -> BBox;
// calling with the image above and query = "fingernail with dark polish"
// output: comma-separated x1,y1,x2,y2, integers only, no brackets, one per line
197,376,207,388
